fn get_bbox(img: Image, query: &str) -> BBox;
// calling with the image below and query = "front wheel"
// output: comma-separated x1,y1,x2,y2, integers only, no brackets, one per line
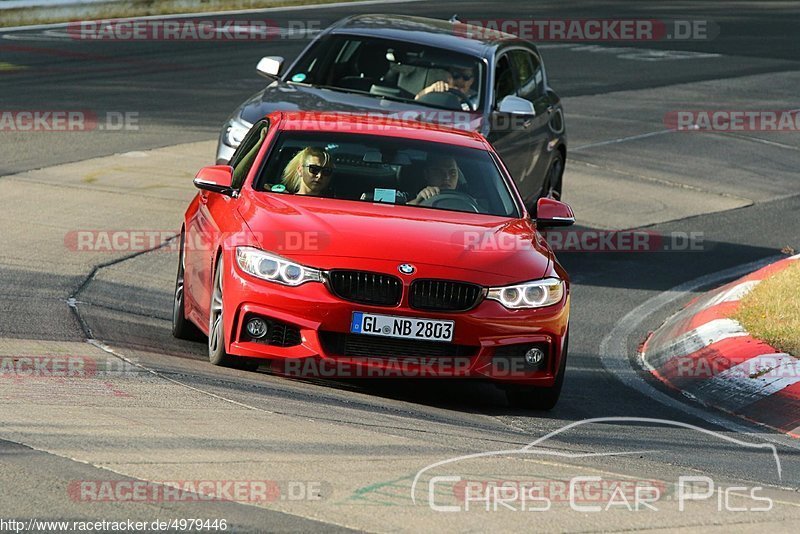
504,333,568,410
172,232,203,341
208,256,260,371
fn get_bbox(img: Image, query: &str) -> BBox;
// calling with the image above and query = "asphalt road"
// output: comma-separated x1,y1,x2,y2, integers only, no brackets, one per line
1,0,800,531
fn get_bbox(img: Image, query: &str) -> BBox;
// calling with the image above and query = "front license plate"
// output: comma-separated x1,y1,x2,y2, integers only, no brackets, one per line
350,312,454,342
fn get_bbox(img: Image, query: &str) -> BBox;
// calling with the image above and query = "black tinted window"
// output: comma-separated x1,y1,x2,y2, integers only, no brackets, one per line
509,49,543,103
230,122,268,189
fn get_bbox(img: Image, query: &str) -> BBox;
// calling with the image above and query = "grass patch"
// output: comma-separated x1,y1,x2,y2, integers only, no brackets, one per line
0,0,361,27
734,260,800,356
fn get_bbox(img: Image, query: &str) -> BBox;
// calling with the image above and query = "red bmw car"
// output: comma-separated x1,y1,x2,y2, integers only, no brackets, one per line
174,111,573,409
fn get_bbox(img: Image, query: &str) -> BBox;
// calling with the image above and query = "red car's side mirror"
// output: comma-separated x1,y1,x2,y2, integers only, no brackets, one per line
194,165,236,196
535,197,575,228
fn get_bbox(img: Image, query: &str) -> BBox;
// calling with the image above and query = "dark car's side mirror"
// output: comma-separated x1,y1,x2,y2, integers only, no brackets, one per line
497,95,535,116
194,165,236,196
256,56,284,79
535,197,575,228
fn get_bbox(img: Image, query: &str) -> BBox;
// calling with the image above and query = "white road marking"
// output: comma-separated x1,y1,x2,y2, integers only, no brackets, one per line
571,129,675,152
0,0,426,33
539,43,721,61
727,133,800,152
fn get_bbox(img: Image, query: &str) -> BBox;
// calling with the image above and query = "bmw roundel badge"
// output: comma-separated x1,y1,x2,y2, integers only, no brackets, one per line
398,263,416,275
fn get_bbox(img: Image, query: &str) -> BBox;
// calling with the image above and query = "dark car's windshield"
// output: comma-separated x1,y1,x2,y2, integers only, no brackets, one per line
255,131,518,218
286,34,484,112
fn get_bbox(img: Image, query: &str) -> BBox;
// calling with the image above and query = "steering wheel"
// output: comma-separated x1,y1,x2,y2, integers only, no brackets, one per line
419,190,481,213
447,88,473,109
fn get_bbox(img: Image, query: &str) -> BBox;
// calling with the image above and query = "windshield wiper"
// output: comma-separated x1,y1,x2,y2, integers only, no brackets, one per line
314,84,373,96
313,85,415,104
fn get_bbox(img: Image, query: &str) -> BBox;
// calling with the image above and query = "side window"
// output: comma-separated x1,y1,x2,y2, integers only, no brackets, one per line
230,121,269,189
494,54,516,106
508,49,542,103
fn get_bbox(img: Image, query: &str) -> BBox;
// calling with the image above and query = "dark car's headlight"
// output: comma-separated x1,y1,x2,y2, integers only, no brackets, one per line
223,117,252,148
236,247,321,286
486,278,564,309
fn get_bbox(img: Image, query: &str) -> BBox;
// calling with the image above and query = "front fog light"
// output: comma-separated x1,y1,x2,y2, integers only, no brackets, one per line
524,347,545,365
246,317,269,339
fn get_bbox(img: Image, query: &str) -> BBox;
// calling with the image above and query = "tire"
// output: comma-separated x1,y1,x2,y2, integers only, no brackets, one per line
541,152,564,201
208,254,260,371
172,232,203,341
504,333,568,410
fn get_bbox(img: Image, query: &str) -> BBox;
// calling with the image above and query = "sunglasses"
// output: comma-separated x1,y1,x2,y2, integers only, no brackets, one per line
305,164,333,177
450,71,474,81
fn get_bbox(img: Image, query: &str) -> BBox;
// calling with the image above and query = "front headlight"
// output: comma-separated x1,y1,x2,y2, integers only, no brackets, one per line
486,278,564,309
223,116,252,148
236,247,321,286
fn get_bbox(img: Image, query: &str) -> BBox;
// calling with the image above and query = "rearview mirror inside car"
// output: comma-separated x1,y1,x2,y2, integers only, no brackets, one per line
256,56,284,78
536,197,575,228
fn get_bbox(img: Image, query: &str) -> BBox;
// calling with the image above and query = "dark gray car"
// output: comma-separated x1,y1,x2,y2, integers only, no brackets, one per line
217,14,566,208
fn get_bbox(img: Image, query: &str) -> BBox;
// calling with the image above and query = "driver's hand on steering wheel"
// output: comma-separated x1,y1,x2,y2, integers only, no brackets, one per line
408,186,441,204
415,82,450,100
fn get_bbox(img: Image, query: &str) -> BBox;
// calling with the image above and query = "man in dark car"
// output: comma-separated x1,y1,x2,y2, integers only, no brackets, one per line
415,65,478,111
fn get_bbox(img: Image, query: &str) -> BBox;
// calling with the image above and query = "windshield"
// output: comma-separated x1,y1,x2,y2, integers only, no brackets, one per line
255,131,519,218
286,34,484,112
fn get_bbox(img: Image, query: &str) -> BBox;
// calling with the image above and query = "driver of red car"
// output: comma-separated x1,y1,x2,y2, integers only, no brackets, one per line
407,154,461,205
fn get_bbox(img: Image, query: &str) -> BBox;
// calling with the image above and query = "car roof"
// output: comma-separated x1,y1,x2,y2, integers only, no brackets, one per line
272,111,489,149
327,14,518,56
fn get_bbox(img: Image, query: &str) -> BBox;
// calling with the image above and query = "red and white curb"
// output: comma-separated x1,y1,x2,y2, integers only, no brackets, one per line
641,254,800,436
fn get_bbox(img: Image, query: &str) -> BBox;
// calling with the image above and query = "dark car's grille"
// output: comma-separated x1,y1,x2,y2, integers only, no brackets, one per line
327,270,402,306
409,280,483,312
241,314,302,347
319,332,477,360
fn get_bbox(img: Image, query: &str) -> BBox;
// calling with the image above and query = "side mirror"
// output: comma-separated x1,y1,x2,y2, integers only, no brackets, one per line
256,56,284,78
497,95,535,115
194,165,235,196
535,197,574,228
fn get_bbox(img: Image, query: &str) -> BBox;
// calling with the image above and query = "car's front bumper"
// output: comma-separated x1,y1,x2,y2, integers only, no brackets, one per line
222,257,570,385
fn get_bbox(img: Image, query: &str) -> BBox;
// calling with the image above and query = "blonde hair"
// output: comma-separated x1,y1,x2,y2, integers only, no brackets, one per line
282,146,331,193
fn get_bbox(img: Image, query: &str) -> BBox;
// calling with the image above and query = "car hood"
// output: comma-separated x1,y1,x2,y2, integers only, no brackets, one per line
238,80,484,132
238,193,552,285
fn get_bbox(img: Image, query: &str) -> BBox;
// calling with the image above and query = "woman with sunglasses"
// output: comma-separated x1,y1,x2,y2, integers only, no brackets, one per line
281,146,334,196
